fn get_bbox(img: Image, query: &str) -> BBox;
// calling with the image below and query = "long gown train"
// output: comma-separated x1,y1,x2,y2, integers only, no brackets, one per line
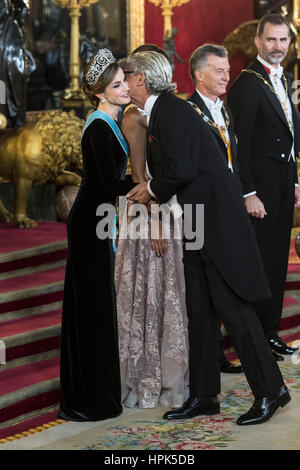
115,202,189,409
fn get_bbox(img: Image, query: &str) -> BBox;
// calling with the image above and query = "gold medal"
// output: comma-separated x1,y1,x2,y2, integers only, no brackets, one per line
188,102,233,167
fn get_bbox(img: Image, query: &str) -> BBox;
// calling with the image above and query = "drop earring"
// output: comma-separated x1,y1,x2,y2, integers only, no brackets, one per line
101,97,107,103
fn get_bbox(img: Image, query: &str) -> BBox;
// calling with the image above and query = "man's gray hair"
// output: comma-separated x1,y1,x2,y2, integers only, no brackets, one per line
189,44,228,85
127,51,176,94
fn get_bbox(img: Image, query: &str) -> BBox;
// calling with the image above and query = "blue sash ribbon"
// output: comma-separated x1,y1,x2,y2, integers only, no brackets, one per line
82,110,129,255
82,110,129,165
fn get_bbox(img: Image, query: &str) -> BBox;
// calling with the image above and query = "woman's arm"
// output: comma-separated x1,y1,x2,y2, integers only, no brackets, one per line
122,109,166,256
122,108,147,183
88,120,135,198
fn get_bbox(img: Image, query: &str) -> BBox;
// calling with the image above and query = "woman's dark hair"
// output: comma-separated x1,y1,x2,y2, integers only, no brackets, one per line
81,58,120,107
132,44,169,61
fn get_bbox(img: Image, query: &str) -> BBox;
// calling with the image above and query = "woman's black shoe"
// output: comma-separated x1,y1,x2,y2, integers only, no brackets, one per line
272,350,284,361
220,359,243,373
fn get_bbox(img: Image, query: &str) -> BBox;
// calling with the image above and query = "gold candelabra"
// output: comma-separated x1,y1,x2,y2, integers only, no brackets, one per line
294,0,300,26
128,0,145,52
148,0,190,37
52,0,99,101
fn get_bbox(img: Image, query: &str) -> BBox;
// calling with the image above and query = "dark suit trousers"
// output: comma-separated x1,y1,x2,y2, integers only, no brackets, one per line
251,160,295,339
183,248,284,398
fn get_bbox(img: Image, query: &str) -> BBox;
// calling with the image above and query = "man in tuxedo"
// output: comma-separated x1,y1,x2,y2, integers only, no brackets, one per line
125,51,289,425
228,13,300,357
188,43,263,368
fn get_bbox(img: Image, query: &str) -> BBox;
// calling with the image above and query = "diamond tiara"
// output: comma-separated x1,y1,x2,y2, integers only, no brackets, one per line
86,49,116,86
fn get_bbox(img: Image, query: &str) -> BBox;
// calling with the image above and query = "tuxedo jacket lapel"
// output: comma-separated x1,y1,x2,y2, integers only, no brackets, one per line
250,60,291,133
189,90,239,171
189,91,226,147
223,107,239,172
146,92,169,176
147,92,166,134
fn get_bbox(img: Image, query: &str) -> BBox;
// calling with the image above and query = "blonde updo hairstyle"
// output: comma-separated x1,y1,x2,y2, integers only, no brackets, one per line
82,57,121,108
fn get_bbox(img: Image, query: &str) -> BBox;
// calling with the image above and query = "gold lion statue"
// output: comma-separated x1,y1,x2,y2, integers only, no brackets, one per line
0,110,83,227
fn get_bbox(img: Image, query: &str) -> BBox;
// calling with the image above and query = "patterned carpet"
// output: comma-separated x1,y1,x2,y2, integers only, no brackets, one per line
1,354,299,451
0,225,299,449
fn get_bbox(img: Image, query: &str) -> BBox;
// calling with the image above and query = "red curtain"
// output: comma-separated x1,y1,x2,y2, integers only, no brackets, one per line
145,0,253,94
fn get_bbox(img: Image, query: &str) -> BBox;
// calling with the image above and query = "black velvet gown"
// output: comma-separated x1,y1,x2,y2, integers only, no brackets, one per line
58,114,134,421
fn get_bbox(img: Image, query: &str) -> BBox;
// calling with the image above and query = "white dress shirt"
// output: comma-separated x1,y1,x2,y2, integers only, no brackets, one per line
196,90,233,172
144,94,159,198
257,55,294,162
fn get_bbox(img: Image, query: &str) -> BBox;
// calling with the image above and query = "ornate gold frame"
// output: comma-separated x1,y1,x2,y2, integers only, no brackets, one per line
294,0,300,82
127,0,145,53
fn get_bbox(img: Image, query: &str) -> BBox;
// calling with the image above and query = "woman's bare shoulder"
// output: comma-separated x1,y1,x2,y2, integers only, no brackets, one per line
123,106,147,129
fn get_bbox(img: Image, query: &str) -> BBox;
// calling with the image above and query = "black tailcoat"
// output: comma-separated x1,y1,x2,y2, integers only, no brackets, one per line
188,90,239,359
146,91,285,398
147,91,270,303
228,58,300,336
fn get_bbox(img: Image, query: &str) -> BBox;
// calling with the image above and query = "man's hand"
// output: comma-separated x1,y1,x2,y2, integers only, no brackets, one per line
244,194,267,219
127,182,152,204
295,186,300,208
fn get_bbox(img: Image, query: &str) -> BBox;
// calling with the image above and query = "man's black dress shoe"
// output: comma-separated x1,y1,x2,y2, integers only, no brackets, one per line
163,396,220,420
272,350,284,362
236,385,291,426
220,359,243,374
269,337,298,355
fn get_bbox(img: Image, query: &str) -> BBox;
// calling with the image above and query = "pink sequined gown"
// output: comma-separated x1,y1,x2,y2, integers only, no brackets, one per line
115,201,189,409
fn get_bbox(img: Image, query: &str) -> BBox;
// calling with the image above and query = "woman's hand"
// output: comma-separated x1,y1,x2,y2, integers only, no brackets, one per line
150,219,167,257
